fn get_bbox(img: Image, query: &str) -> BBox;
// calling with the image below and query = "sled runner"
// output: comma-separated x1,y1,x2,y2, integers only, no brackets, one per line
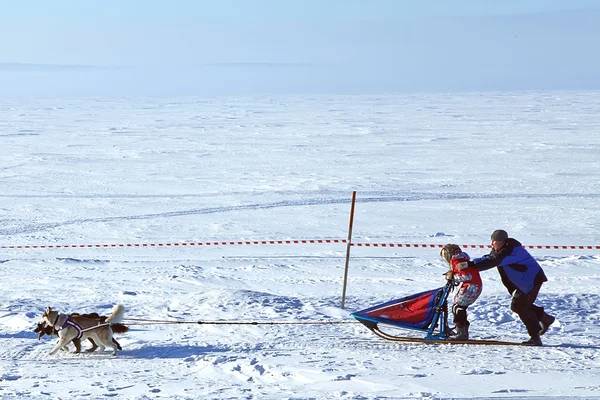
351,281,534,346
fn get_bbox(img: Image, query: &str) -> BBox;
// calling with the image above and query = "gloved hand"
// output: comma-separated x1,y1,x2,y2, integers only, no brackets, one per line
444,270,455,281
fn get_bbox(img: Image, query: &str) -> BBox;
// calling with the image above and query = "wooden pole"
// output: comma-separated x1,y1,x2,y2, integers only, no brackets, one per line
341,191,357,309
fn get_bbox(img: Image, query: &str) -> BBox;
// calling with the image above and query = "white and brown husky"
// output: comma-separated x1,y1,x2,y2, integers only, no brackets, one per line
40,304,126,356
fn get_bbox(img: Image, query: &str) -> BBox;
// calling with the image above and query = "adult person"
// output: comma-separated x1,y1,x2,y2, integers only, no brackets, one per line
470,229,555,346
440,244,482,340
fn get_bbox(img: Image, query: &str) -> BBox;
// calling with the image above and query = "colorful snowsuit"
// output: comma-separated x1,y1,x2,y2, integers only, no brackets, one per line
449,252,482,329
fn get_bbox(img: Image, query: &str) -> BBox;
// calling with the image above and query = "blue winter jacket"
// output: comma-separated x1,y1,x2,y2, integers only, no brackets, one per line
472,238,547,294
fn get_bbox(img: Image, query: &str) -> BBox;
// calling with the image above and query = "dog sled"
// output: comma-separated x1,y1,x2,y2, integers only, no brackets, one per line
351,281,533,346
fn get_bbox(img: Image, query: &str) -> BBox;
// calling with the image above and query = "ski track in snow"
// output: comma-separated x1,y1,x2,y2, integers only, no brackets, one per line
2,191,600,237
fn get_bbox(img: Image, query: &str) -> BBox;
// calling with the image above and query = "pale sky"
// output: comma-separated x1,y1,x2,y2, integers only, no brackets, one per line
1,0,599,96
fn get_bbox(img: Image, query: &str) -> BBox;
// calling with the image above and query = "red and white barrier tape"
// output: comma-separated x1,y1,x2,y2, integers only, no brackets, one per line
0,239,346,249
351,243,600,250
1,240,599,250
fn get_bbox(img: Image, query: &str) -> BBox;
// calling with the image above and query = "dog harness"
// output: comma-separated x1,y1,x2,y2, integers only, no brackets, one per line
60,317,84,339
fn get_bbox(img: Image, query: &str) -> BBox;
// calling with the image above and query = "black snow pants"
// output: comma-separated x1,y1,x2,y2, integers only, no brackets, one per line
510,283,547,338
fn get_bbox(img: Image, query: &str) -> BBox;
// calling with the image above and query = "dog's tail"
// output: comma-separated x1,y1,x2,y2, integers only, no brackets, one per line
111,323,129,334
105,304,125,324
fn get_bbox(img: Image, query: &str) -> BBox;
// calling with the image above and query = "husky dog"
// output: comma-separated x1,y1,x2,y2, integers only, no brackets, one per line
41,304,126,356
34,312,126,353
34,321,83,352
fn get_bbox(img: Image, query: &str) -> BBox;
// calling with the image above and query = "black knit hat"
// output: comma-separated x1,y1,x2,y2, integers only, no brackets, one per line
491,229,509,242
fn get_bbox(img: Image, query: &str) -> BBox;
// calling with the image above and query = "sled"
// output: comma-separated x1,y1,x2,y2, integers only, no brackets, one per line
351,281,534,346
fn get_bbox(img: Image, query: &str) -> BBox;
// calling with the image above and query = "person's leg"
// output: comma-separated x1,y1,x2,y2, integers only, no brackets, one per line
529,287,556,335
451,283,481,340
452,304,468,327
537,307,556,335
450,304,469,339
532,304,545,320
511,284,543,343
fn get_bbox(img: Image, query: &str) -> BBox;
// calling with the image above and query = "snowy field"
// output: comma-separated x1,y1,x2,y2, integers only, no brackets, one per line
1,91,600,399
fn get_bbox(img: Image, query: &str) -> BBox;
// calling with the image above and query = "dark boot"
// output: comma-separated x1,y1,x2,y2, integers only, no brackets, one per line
523,335,543,346
451,305,469,339
539,313,555,335
450,325,469,340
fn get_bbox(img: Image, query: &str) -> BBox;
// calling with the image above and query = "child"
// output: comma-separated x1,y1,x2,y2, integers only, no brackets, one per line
440,244,483,340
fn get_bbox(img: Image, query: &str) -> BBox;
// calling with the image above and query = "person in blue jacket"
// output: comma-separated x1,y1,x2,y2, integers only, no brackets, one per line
470,229,555,346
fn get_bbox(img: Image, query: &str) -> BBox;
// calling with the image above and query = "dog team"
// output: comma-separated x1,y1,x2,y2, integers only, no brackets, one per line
36,304,129,356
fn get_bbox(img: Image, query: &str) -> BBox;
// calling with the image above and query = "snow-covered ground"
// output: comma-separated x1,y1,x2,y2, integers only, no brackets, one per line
1,91,600,399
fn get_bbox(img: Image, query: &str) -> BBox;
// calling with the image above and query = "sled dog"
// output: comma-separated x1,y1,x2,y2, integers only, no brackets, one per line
35,311,126,353
40,304,126,356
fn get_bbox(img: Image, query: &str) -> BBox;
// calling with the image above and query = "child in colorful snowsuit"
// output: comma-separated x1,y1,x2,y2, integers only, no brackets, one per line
440,244,483,340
